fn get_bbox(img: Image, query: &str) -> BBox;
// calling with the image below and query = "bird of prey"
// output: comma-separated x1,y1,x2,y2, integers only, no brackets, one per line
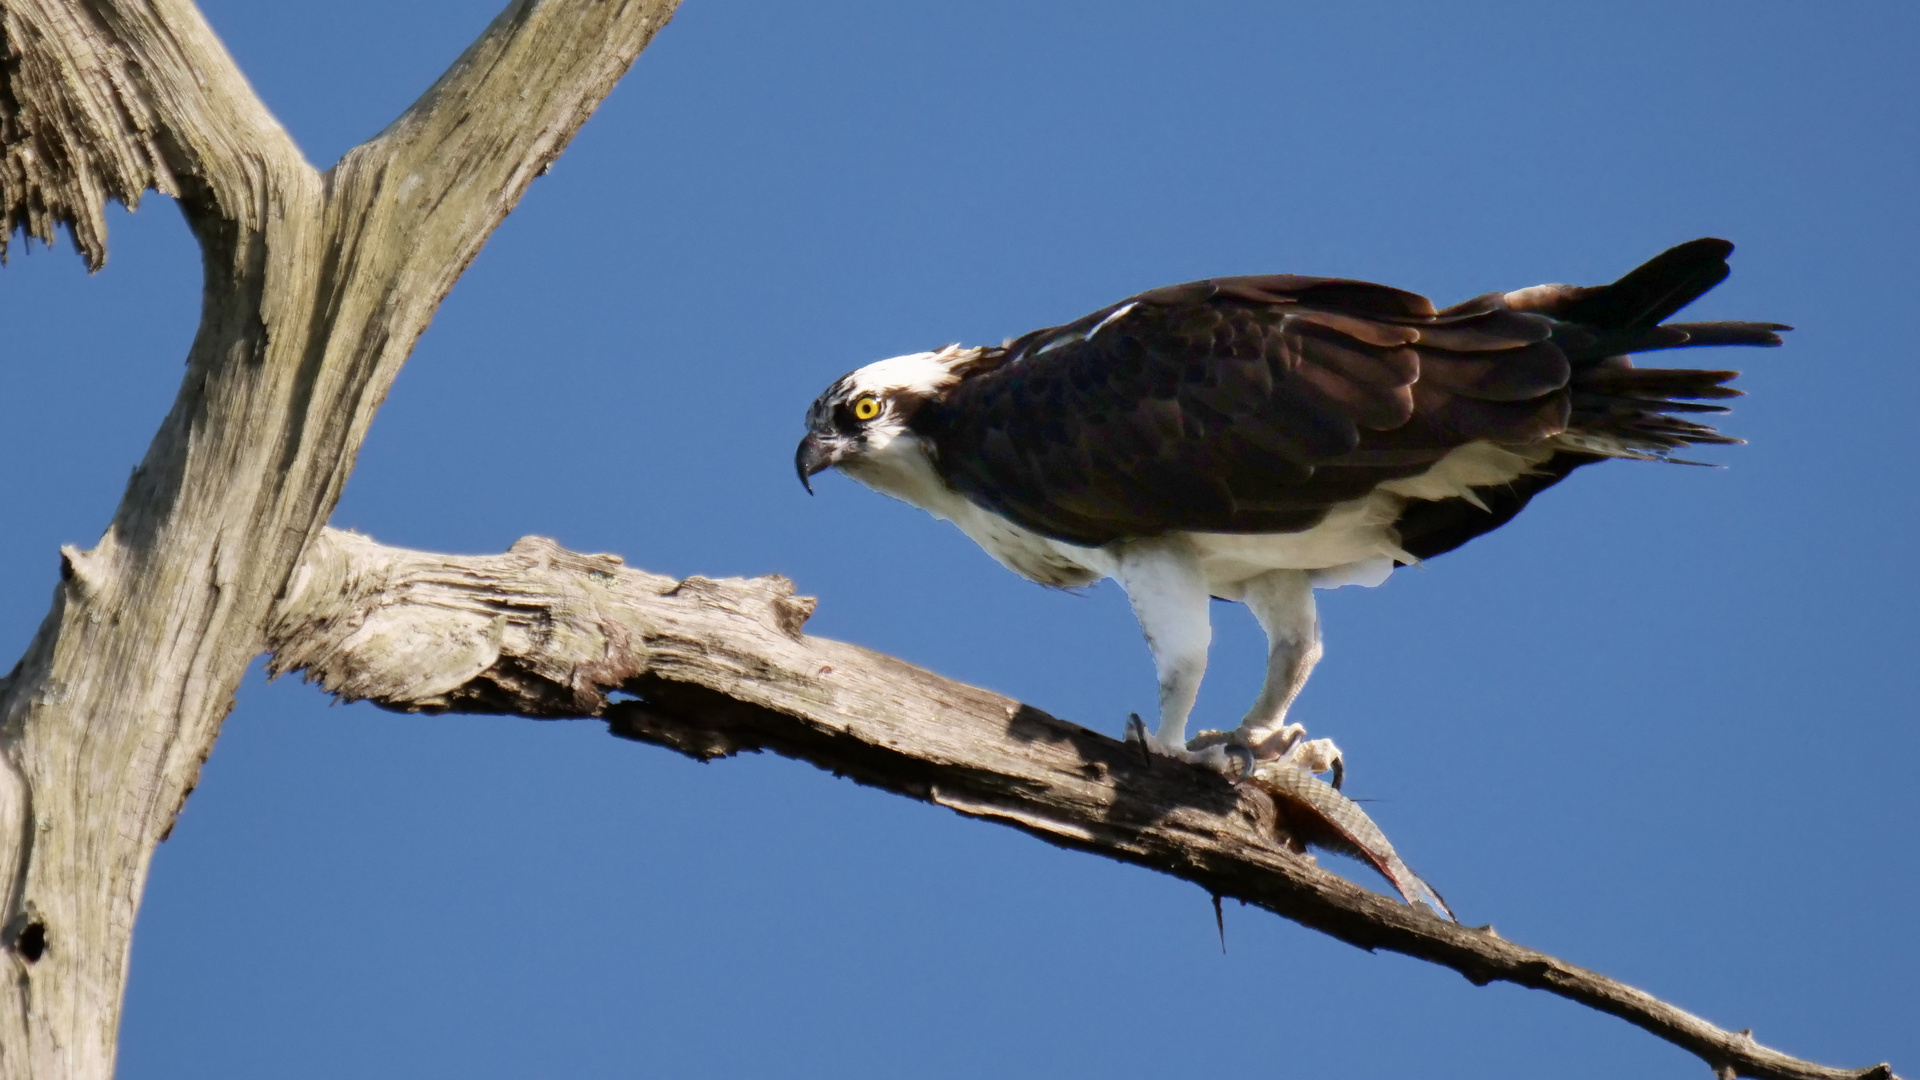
796,239,1787,778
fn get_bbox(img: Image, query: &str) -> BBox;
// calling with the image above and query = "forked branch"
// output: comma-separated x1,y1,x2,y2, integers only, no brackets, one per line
0,1,678,1076
268,528,1900,1080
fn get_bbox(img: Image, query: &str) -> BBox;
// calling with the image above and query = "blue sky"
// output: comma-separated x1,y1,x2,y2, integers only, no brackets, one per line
1,1,1915,1076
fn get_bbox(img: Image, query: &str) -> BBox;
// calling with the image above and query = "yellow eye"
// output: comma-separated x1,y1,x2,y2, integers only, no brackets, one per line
853,396,881,421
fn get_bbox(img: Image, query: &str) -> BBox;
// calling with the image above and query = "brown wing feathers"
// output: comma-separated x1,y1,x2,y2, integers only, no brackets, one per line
915,239,1786,554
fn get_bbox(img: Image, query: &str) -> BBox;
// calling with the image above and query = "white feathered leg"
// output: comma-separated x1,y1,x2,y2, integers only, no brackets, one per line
1190,569,1342,780
1238,569,1321,747
1110,536,1213,760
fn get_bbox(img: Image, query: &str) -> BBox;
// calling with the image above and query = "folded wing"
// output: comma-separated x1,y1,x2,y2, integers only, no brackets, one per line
914,239,1785,553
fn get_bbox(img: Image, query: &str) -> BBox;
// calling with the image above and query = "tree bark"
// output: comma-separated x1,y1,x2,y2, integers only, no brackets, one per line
263,528,1895,1080
0,1,680,1076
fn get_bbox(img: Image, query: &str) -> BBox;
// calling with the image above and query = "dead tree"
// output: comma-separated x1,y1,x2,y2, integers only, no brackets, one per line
0,2,1898,1079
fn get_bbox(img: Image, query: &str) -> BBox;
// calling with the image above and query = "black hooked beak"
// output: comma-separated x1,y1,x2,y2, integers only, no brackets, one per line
795,432,840,495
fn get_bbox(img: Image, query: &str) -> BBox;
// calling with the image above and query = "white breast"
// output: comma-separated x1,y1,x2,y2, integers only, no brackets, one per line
838,433,1105,588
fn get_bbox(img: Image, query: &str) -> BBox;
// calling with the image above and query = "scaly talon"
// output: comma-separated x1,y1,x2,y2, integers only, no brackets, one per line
1185,723,1347,786
1186,728,1259,781
1185,728,1234,751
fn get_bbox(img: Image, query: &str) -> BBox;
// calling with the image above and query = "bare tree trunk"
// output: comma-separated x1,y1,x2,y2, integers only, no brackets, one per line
0,2,679,1075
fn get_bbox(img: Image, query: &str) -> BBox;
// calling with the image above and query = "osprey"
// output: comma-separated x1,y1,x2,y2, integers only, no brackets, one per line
796,239,1787,778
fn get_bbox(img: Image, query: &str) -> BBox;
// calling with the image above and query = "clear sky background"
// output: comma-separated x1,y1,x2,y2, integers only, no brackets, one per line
1,1,1914,1077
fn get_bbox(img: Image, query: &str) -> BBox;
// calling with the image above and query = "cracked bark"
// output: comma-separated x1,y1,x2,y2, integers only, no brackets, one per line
0,0,680,1076
0,1,1900,1079
265,528,1894,1080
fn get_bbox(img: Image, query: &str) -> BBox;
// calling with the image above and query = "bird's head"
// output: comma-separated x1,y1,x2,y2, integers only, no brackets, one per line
795,345,980,493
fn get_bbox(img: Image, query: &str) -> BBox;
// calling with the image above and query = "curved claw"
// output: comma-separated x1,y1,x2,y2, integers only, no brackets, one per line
1329,756,1345,791
1224,741,1258,784
1123,713,1154,768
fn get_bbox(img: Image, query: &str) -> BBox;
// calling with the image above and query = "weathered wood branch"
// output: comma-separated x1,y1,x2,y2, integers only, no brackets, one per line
0,2,679,1076
266,528,1899,1080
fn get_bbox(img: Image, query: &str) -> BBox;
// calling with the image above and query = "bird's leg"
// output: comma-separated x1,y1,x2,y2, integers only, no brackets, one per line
1111,536,1213,763
1188,569,1342,779
1238,569,1321,752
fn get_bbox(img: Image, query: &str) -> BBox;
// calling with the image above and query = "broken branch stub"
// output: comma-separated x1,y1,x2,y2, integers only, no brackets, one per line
1,0,177,267
267,527,1896,1080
